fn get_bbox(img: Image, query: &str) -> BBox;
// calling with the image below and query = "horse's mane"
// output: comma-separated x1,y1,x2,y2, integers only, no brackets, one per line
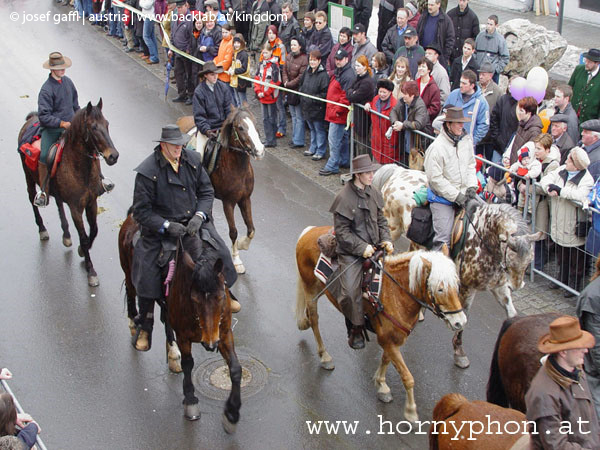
182,235,222,295
385,250,459,294
64,103,104,146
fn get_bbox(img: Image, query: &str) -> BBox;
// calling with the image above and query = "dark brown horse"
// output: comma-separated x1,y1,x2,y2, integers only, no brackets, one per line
486,313,561,412
18,99,118,286
177,107,264,274
119,214,241,432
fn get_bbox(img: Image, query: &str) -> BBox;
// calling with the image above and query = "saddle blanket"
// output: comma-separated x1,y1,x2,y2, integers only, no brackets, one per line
19,138,64,175
314,253,383,300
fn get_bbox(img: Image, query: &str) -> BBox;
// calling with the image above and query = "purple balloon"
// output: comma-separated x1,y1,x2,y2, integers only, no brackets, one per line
525,84,545,104
509,77,527,101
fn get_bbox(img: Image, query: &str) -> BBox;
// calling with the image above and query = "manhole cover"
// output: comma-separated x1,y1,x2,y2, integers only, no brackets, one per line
192,355,268,400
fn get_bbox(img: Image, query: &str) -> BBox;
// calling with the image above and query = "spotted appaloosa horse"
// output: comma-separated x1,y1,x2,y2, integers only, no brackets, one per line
296,226,466,422
374,165,544,368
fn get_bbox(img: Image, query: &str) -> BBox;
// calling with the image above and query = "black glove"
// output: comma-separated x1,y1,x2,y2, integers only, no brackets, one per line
465,187,477,199
454,193,467,207
206,129,219,139
186,214,204,236
166,222,186,237
547,184,562,195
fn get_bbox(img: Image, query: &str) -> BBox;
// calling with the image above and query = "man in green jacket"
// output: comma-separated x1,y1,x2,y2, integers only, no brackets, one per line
569,48,600,126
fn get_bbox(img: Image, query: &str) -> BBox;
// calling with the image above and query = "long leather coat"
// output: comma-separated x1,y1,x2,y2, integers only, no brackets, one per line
131,147,236,298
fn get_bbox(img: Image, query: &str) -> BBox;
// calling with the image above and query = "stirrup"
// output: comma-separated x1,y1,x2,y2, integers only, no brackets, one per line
33,191,48,207
102,178,115,193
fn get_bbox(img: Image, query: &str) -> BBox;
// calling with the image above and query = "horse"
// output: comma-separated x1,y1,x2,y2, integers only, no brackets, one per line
176,107,264,274
374,164,544,368
486,313,561,413
119,214,242,432
17,99,119,286
429,393,530,450
295,225,467,422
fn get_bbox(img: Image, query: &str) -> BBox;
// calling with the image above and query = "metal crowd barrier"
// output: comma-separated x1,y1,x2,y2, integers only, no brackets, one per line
347,102,598,297
0,379,48,450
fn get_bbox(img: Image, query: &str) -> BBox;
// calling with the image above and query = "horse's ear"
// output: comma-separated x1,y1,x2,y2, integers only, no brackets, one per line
97,98,103,110
85,101,93,116
213,258,224,275
440,243,449,257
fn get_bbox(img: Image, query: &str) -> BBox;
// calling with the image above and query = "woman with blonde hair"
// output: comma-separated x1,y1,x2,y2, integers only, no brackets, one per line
389,57,412,100
347,55,376,155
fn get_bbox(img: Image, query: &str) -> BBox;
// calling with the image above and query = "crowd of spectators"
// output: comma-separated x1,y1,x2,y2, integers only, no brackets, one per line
57,0,600,297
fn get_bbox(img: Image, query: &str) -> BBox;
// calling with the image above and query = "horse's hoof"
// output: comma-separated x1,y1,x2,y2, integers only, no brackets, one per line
297,317,310,331
320,359,335,371
169,358,183,373
128,319,136,337
454,355,470,369
39,231,49,241
184,403,201,421
63,237,72,247
78,246,84,257
404,410,419,424
418,310,425,322
377,391,393,403
235,264,246,274
88,275,99,287
222,413,237,434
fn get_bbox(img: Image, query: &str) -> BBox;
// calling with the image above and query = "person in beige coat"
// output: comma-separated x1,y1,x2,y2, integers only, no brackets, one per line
540,146,594,296
526,315,600,450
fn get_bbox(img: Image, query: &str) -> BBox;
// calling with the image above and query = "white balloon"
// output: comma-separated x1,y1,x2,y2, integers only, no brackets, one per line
526,67,549,89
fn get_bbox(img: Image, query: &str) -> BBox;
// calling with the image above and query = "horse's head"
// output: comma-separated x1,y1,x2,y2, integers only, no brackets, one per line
504,231,545,290
223,107,265,160
74,99,119,165
409,251,467,331
181,246,228,352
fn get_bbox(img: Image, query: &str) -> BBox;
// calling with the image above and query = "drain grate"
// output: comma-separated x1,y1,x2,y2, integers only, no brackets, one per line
192,354,268,400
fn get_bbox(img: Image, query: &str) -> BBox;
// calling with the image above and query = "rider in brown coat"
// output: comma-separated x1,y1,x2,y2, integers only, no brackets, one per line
329,155,393,349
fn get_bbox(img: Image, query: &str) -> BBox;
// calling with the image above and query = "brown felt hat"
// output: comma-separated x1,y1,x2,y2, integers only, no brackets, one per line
351,154,381,174
42,52,72,70
441,107,471,123
198,61,224,76
538,316,595,354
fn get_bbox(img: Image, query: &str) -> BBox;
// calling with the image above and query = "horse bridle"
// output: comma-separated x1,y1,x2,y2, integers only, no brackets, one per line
226,123,259,158
82,124,109,160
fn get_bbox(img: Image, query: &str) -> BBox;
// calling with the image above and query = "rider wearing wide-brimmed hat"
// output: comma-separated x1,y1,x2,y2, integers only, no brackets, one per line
525,315,600,449
35,52,80,207
130,124,240,352
191,61,232,153
423,106,478,251
328,154,393,350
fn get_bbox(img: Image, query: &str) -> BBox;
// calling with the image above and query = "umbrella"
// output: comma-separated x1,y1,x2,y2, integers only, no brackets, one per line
164,59,172,100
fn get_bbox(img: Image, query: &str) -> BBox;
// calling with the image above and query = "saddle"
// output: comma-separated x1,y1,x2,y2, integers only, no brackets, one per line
18,136,64,177
450,209,468,260
202,137,221,176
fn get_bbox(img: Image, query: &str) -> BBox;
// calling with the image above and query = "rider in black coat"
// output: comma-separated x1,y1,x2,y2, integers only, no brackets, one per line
131,125,238,352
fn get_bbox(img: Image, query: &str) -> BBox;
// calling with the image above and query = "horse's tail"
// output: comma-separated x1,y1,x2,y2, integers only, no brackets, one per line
25,111,37,121
429,393,468,450
487,316,519,407
295,226,315,331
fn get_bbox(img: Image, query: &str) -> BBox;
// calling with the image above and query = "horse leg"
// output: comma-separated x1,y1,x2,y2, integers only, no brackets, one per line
24,169,48,240
217,331,242,434
384,344,418,422
55,197,72,247
236,196,255,251
373,350,393,403
491,284,518,318
453,293,474,369
125,284,138,337
223,201,244,274
85,199,99,250
307,294,334,370
180,340,201,420
68,205,99,286
161,305,182,373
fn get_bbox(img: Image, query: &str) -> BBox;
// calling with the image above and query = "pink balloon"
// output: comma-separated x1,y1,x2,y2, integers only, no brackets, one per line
509,77,527,101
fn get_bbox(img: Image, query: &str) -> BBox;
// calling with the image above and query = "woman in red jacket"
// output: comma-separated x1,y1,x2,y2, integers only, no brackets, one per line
415,57,441,124
254,44,282,148
365,79,398,164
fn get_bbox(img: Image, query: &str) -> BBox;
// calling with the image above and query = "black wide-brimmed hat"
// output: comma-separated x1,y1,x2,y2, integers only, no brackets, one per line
583,48,600,62
154,125,190,145
198,61,224,76
42,52,72,70
351,154,381,174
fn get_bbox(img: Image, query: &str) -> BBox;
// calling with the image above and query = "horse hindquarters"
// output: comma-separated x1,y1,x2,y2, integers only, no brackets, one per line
487,316,520,408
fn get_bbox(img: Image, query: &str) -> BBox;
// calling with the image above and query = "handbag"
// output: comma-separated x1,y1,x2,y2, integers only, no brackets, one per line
407,205,434,247
286,90,301,106
576,209,591,238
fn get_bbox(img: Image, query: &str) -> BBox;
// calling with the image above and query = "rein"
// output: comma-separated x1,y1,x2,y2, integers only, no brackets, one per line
226,126,254,156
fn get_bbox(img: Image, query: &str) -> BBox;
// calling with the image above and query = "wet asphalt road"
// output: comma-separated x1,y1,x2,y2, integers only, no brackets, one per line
0,2,507,448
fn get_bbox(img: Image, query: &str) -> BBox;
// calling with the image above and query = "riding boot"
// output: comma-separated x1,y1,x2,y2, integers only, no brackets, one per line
34,162,50,207
228,290,241,313
348,325,365,350
132,297,155,351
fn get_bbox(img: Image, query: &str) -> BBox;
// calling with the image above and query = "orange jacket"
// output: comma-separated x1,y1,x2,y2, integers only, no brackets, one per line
215,35,234,83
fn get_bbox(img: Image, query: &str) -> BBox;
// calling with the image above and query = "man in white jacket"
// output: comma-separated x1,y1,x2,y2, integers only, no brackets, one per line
424,106,478,251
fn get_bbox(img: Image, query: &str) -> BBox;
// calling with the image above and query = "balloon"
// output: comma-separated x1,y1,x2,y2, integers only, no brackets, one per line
525,82,546,103
526,66,549,90
538,108,552,133
509,77,527,101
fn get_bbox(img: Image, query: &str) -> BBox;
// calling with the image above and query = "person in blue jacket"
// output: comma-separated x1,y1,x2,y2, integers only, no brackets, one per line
443,69,489,147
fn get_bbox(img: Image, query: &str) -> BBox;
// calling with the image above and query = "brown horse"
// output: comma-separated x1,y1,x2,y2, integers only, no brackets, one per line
177,107,265,274
429,393,530,449
486,313,561,413
119,214,242,432
18,99,119,286
295,225,467,422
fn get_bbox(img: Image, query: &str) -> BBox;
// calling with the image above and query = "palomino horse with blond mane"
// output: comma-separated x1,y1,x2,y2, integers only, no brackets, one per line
295,225,467,421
